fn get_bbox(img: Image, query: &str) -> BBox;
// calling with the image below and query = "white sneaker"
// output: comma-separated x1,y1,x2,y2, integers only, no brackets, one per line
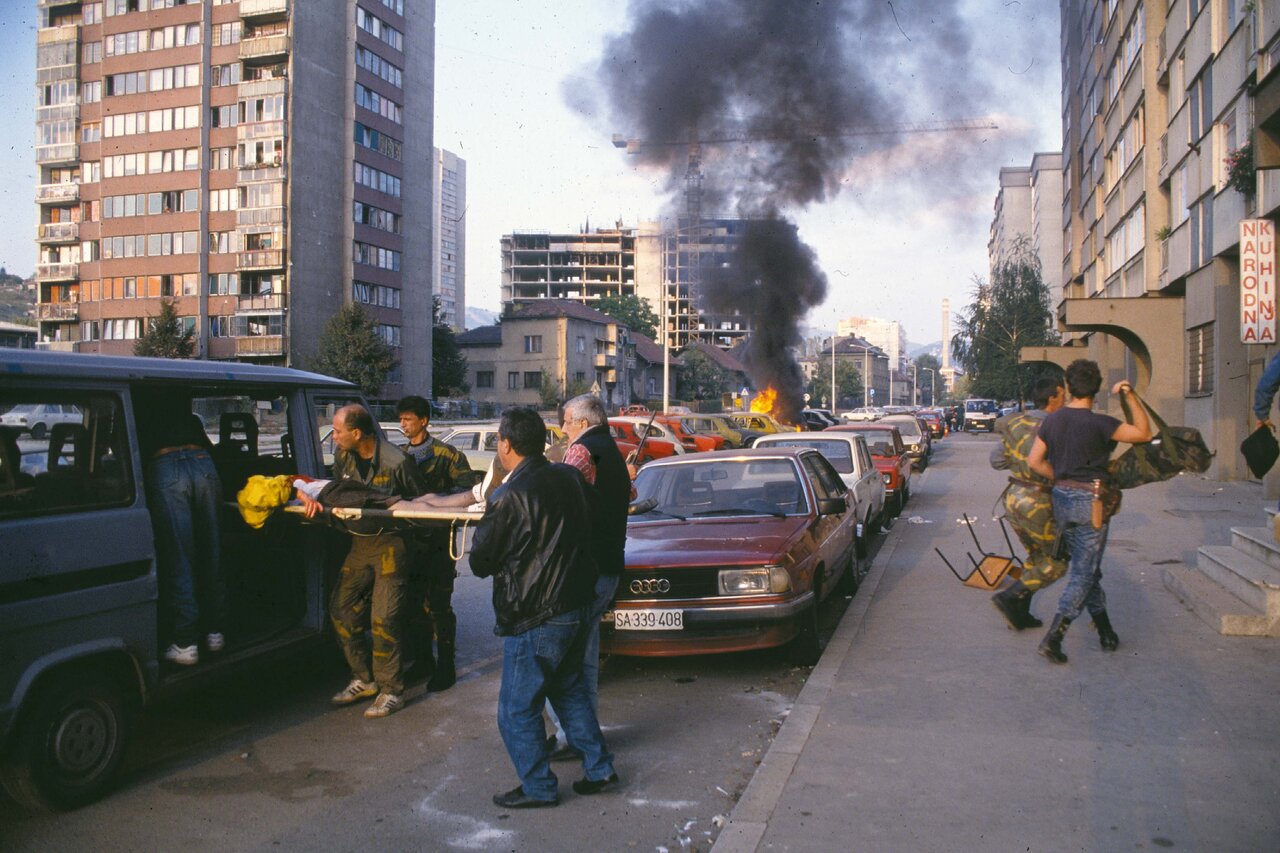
363,692,403,718
206,633,225,653
164,644,199,666
331,678,377,706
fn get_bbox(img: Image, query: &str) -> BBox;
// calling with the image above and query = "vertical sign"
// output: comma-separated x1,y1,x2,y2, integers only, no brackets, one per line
1241,219,1277,344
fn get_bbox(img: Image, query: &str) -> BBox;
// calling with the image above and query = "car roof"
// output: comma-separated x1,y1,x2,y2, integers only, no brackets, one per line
2,348,355,388
756,433,863,446
636,445,811,467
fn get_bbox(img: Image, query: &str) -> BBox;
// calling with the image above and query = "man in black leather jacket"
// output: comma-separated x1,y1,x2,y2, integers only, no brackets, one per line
470,408,618,808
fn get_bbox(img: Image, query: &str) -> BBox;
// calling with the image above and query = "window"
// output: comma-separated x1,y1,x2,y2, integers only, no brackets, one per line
1187,323,1214,395
0,392,133,519
1189,68,1212,143
1189,195,1213,268
524,335,542,354
1172,165,1189,226
1218,103,1241,191
507,372,519,390
523,371,543,390
476,371,494,389
576,336,586,354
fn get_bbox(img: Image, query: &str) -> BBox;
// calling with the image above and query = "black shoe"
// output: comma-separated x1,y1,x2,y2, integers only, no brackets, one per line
492,785,558,809
992,583,1036,631
1020,591,1043,629
1038,615,1071,664
572,773,620,796
1092,610,1120,652
550,743,583,762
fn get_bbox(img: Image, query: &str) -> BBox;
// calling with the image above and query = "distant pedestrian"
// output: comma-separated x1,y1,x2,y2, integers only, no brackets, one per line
989,376,1067,631
1028,360,1152,664
470,408,618,808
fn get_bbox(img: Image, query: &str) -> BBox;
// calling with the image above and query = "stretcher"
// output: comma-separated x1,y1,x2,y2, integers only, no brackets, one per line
282,502,483,559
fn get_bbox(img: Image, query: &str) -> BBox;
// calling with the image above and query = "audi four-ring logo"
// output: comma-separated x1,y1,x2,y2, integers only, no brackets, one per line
630,578,671,594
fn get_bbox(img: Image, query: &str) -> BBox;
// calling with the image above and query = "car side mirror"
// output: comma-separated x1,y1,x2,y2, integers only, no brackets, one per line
817,496,847,515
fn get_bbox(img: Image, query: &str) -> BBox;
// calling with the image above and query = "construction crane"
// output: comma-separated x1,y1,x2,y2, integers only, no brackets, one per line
611,117,999,350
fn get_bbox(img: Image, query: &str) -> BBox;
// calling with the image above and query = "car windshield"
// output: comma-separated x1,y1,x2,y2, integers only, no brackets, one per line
883,418,921,439
966,400,998,413
632,458,808,519
858,429,897,456
761,438,853,473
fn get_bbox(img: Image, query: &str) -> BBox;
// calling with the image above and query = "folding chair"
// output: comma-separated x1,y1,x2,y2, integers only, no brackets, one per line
935,513,1024,591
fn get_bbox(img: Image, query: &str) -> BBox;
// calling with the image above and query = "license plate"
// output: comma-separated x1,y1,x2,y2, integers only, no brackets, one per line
613,608,683,631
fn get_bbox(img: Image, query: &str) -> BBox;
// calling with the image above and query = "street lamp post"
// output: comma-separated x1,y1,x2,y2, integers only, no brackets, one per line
921,367,936,406
863,346,869,407
830,335,837,412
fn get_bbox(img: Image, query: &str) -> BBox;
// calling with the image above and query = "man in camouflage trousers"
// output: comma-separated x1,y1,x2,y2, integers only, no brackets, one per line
397,395,478,691
989,376,1066,630
300,404,426,718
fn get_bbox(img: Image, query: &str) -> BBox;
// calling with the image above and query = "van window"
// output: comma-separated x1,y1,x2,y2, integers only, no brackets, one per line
191,393,296,493
0,393,132,518
312,394,369,473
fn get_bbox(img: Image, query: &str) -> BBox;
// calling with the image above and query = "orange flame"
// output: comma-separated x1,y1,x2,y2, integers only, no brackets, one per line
750,387,779,416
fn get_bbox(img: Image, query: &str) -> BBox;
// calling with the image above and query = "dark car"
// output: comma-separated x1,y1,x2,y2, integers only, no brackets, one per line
605,447,859,664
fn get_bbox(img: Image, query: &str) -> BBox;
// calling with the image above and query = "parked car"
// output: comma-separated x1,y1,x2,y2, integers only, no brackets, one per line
754,431,885,557
880,414,930,471
607,447,859,663
0,403,83,440
918,410,946,439
840,407,885,422
608,418,682,458
799,409,840,431
962,398,1000,432
826,423,912,516
657,414,728,452
724,411,799,435
438,422,562,471
669,413,749,448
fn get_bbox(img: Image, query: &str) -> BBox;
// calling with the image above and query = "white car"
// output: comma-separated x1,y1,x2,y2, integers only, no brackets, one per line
317,422,408,467
0,403,83,439
437,422,562,471
754,431,886,558
840,407,885,422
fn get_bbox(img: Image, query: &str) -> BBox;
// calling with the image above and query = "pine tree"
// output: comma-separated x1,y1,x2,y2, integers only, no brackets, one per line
133,298,195,359
312,304,396,397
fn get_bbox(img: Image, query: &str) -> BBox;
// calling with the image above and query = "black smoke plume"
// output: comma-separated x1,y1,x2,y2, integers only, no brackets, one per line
573,0,1011,419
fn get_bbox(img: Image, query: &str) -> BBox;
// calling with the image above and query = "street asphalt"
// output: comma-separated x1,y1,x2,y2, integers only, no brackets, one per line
715,434,1280,853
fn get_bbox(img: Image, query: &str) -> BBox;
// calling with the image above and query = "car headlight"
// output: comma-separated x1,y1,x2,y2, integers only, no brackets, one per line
719,566,791,595
883,473,892,484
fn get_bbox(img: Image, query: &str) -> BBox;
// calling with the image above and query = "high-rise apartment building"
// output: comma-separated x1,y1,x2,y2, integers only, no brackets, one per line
34,0,436,398
837,316,907,369
989,152,1064,310
433,146,464,330
1052,0,1280,480
501,218,750,352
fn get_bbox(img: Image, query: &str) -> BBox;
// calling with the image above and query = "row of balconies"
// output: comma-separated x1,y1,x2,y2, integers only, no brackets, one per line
34,292,288,322
33,336,288,357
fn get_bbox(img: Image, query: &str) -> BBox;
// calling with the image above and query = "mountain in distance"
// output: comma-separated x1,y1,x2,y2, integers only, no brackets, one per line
464,306,499,329
906,341,943,361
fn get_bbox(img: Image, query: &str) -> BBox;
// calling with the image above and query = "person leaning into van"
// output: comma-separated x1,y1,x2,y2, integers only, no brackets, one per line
396,394,477,691
135,391,227,667
299,404,426,718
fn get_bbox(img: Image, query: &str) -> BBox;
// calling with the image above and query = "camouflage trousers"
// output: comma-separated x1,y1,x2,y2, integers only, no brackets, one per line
330,533,409,694
408,532,458,650
1003,483,1068,592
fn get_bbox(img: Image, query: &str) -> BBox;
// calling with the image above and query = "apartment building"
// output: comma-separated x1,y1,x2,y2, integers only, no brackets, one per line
33,0,435,398
455,298,633,410
989,152,1065,311
501,218,751,353
837,316,907,371
1045,0,1280,480
433,146,464,330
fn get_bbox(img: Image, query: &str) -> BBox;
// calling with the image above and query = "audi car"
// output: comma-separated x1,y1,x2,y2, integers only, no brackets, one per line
604,447,859,663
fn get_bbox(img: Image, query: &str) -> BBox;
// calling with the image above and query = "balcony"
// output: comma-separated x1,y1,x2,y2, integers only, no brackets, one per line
237,120,286,142
238,163,285,183
37,301,79,321
240,34,290,64
1259,168,1280,220
237,77,287,98
36,340,78,353
36,143,78,165
236,293,285,312
37,262,78,281
237,249,284,270
594,353,616,369
236,206,284,227
36,183,79,204
235,335,285,357
37,222,79,243
240,0,289,21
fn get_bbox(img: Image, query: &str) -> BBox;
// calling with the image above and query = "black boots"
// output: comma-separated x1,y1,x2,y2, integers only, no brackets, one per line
428,639,456,692
1038,615,1071,664
1092,610,1120,651
992,583,1043,630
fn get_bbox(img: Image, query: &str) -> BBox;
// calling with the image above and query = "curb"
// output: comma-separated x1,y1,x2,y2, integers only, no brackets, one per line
710,496,911,852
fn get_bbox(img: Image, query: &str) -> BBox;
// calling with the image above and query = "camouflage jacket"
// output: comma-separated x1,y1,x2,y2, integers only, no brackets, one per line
404,436,478,494
333,438,426,500
990,409,1052,488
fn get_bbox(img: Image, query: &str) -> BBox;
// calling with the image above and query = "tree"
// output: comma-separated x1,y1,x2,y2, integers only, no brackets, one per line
431,297,469,398
913,353,942,405
805,358,863,410
676,348,730,401
951,237,1060,402
312,304,396,397
134,297,195,359
538,373,592,408
593,293,660,341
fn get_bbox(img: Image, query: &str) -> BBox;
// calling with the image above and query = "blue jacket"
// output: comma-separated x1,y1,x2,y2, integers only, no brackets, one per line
1255,351,1280,420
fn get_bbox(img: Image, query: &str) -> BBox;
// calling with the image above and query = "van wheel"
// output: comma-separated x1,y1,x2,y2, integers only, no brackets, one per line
787,570,823,666
0,673,130,812
29,422,47,440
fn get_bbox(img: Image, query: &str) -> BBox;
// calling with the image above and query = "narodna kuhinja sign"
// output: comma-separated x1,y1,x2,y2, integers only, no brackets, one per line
1241,219,1277,344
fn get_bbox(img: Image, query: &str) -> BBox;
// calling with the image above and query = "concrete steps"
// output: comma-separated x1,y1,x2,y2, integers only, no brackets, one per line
1161,517,1280,637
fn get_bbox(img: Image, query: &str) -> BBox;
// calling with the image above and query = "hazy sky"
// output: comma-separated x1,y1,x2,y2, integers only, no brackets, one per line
0,0,1061,343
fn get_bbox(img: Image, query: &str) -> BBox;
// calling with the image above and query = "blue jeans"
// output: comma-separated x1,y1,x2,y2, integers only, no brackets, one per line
498,606,615,801
147,449,226,646
1050,486,1109,622
547,573,619,739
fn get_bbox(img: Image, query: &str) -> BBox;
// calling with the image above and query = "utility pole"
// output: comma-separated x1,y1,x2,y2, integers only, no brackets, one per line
830,335,836,412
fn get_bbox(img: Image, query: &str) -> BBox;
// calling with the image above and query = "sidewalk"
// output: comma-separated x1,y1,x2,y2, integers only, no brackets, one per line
715,442,1280,853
